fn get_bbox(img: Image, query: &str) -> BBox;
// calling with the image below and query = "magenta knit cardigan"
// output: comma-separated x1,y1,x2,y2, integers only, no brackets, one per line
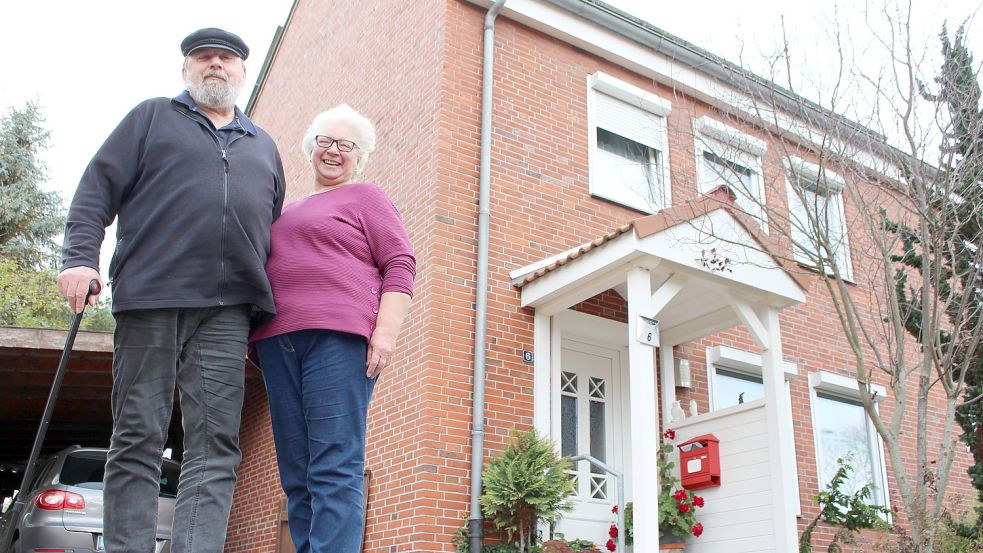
250,183,415,343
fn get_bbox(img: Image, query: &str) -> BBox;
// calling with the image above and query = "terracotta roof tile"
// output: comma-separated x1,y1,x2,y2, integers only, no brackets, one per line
518,222,634,285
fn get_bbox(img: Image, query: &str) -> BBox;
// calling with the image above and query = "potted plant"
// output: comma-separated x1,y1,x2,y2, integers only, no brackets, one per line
657,428,705,549
610,429,705,552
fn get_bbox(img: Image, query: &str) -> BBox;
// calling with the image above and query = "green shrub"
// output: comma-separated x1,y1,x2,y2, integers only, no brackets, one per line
480,431,576,553
799,458,890,553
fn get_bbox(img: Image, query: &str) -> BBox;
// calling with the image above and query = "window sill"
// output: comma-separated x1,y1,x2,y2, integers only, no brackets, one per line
794,261,856,285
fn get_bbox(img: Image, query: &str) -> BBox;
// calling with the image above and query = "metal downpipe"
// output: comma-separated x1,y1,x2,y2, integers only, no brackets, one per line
469,1,507,551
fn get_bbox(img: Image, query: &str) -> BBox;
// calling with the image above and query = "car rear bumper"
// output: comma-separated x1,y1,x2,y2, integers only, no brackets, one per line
16,527,100,552
17,528,169,553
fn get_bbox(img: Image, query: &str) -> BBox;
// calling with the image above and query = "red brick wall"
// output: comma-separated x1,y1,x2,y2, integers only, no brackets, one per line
229,0,976,551
237,0,463,550
227,379,280,552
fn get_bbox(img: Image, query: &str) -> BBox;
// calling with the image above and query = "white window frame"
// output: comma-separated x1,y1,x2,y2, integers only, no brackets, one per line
784,156,853,279
587,71,672,213
693,117,768,231
705,345,801,516
808,370,891,510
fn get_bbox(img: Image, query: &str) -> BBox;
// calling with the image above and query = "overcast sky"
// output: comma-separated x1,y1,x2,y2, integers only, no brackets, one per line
1,0,980,279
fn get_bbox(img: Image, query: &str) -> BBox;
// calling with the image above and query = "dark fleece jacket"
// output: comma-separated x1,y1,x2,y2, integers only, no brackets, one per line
61,93,285,316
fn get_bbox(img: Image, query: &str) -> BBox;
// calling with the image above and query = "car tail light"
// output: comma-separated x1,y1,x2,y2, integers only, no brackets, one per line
35,489,85,510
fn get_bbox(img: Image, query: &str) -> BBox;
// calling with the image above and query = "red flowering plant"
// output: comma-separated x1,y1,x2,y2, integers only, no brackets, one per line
603,430,705,551
656,428,705,540
605,504,625,551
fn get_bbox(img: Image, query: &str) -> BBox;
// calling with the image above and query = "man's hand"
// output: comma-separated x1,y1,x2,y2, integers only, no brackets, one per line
57,266,103,313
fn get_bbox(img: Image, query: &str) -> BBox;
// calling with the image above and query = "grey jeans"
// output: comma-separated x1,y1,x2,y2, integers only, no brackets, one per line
103,306,250,553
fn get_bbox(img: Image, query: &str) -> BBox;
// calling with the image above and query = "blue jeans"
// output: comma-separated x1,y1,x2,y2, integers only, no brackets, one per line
104,306,249,553
256,329,374,553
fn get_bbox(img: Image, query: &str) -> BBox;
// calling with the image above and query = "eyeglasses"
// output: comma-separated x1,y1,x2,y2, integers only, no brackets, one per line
315,135,358,152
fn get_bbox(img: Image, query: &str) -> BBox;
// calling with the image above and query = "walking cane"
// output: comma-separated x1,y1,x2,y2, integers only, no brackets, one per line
0,280,101,552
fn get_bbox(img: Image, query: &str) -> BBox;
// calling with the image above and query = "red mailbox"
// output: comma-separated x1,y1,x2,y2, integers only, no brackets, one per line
677,434,720,490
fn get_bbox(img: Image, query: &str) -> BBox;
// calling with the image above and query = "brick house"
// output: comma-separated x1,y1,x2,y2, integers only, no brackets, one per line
226,0,976,551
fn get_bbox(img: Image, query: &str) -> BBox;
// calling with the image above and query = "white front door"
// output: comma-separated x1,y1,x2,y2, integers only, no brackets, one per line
554,337,625,544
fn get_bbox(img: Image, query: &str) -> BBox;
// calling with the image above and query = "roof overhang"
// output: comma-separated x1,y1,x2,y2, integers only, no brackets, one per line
515,195,809,344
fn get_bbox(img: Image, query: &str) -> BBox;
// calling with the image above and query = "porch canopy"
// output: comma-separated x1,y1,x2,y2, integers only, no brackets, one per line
512,188,808,551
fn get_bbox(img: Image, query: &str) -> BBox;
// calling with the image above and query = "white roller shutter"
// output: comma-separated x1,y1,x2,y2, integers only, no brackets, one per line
594,92,665,151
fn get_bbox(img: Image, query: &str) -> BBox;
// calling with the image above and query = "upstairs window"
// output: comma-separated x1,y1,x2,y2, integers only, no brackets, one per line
588,72,672,213
785,157,852,278
694,117,768,229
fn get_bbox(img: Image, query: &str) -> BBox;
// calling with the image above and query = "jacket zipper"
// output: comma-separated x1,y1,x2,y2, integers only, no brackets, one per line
219,148,229,306
218,132,247,306
177,108,247,306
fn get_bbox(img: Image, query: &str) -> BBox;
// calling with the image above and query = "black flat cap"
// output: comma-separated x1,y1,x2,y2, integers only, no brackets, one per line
181,27,249,60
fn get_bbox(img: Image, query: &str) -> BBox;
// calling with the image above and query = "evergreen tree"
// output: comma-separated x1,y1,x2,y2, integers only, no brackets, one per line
888,24,983,529
0,101,64,270
940,25,983,532
0,101,114,331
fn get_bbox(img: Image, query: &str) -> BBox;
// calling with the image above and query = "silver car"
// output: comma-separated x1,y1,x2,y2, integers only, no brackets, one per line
3,446,179,553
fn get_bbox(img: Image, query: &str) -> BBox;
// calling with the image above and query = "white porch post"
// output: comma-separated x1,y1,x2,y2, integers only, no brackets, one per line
626,267,659,549
761,306,798,551
533,312,551,436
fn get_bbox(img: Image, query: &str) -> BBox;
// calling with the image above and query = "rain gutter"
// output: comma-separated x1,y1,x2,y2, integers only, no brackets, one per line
468,1,508,551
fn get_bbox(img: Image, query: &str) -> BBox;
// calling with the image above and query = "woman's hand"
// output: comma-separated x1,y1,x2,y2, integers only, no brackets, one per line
366,291,412,378
366,328,396,378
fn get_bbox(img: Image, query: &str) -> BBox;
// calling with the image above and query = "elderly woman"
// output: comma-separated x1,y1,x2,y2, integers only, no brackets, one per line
251,105,415,553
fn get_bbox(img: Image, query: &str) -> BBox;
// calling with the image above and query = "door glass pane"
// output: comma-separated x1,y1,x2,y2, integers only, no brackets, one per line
589,398,606,464
589,376,605,399
561,395,577,458
713,368,764,409
561,371,577,394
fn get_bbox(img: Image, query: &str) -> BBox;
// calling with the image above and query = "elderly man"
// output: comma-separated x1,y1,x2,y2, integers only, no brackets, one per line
57,28,284,552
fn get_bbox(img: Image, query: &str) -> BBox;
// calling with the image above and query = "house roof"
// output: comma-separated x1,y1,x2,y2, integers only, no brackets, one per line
540,0,887,145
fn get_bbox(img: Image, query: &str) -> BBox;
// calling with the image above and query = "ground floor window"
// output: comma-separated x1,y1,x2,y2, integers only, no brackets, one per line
713,367,764,409
809,371,889,507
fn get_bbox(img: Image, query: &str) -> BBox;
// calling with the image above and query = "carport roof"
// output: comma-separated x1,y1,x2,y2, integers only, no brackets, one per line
0,325,264,498
0,327,115,497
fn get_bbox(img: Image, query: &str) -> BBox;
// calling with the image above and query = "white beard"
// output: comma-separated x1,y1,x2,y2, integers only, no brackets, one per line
185,72,243,110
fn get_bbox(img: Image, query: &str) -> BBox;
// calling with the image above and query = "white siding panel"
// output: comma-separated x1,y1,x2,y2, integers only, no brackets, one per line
669,402,778,552
700,518,773,540
717,458,771,483
698,504,772,527
725,432,773,458
689,535,776,553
